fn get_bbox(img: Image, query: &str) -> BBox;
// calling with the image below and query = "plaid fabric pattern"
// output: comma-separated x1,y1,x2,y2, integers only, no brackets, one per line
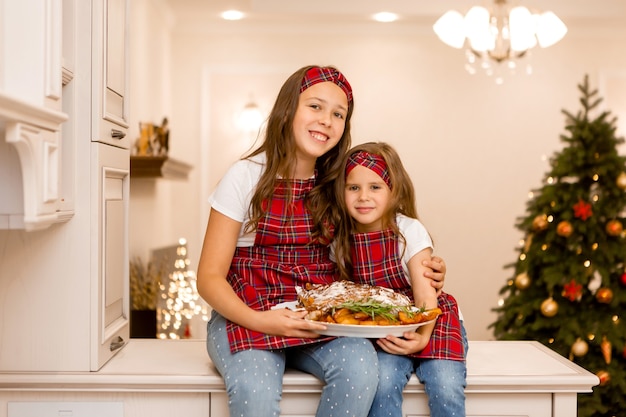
300,66,353,104
226,178,336,353
350,229,465,361
345,151,392,190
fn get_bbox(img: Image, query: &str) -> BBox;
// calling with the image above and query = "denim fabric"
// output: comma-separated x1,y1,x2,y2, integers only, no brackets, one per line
369,323,469,417
207,311,379,417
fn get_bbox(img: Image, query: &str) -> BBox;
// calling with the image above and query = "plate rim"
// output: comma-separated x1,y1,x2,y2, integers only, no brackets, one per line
307,318,436,338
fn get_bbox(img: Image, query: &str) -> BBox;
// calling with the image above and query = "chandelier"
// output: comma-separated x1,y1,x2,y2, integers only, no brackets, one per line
433,0,567,83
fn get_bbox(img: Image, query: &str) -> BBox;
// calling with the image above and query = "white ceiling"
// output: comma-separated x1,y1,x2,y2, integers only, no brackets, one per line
164,0,626,28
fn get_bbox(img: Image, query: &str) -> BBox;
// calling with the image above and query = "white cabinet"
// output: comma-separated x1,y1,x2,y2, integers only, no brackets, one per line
91,143,130,370
91,0,130,149
0,0,69,231
0,0,130,372
87,0,131,369
0,341,599,417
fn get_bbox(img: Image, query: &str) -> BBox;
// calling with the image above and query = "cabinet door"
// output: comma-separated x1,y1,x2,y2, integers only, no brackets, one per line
92,0,130,149
92,143,130,370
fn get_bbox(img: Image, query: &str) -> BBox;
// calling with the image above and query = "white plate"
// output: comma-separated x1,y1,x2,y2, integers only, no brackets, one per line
271,301,304,311
309,318,437,338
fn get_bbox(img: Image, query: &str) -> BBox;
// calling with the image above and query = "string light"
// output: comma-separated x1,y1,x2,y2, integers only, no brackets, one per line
157,238,209,339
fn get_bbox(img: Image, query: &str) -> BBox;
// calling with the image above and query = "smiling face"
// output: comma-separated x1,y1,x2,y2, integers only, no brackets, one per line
292,81,349,173
344,164,392,232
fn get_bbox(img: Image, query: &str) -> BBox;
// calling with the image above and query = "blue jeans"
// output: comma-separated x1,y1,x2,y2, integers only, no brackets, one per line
369,325,469,417
206,311,379,417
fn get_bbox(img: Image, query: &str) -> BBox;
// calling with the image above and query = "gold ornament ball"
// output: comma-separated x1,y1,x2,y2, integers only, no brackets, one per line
605,220,623,236
515,273,531,290
596,287,614,304
532,215,549,232
571,338,589,357
617,172,626,190
541,297,558,317
556,220,573,237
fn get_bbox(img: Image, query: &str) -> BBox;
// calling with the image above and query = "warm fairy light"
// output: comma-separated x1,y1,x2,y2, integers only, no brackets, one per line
547,177,555,184
584,260,591,267
593,174,599,181
547,215,554,222
519,253,526,261
612,315,620,324
157,239,209,339
592,243,598,250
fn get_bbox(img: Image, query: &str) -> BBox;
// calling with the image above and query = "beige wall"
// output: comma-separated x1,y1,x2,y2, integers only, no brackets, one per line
130,3,626,340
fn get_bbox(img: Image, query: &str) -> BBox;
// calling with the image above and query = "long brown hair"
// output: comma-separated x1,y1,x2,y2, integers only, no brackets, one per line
334,142,421,280
244,65,354,244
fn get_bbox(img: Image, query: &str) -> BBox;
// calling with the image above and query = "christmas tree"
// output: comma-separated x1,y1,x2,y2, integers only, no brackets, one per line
490,75,626,416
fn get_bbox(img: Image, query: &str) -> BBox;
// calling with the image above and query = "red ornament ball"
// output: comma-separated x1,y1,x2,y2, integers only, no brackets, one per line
606,220,623,236
621,272,626,286
596,287,614,304
596,370,610,386
556,221,573,237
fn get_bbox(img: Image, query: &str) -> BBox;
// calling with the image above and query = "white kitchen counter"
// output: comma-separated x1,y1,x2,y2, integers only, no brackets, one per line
0,340,599,417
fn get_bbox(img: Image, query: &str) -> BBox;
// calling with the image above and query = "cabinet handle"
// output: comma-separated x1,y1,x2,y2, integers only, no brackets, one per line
110,335,125,351
111,129,126,139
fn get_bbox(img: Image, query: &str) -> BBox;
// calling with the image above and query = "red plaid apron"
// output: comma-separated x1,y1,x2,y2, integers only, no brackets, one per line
226,178,336,352
351,229,465,361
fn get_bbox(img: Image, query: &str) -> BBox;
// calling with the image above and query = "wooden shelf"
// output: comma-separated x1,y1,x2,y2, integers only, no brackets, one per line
130,156,192,180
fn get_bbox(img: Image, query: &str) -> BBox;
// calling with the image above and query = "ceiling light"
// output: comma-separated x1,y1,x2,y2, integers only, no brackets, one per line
373,12,398,23
433,0,567,83
221,10,245,21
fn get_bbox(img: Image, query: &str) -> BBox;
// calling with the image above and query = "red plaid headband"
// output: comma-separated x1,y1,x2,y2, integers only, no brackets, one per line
300,67,353,104
345,150,392,190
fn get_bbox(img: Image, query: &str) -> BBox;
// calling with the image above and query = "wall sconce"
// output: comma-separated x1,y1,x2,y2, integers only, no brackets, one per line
237,100,264,132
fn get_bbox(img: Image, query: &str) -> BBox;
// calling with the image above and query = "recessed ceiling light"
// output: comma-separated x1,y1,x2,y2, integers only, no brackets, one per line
373,12,398,23
221,10,245,21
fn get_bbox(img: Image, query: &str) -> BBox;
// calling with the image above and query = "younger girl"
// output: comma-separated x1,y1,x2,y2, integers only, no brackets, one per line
333,142,467,417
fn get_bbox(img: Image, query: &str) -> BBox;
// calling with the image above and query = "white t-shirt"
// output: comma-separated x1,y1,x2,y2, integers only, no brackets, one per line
208,154,266,247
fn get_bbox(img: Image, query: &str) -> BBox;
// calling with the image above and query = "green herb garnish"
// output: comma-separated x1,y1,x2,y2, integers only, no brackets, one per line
333,299,416,323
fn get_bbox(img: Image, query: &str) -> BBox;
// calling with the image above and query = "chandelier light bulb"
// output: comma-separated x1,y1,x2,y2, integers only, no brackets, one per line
535,11,568,48
464,6,493,52
509,6,536,52
433,0,567,82
433,10,466,48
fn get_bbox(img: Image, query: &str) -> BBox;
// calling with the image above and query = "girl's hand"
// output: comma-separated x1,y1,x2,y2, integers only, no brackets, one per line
376,331,429,355
253,308,326,339
423,255,446,295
